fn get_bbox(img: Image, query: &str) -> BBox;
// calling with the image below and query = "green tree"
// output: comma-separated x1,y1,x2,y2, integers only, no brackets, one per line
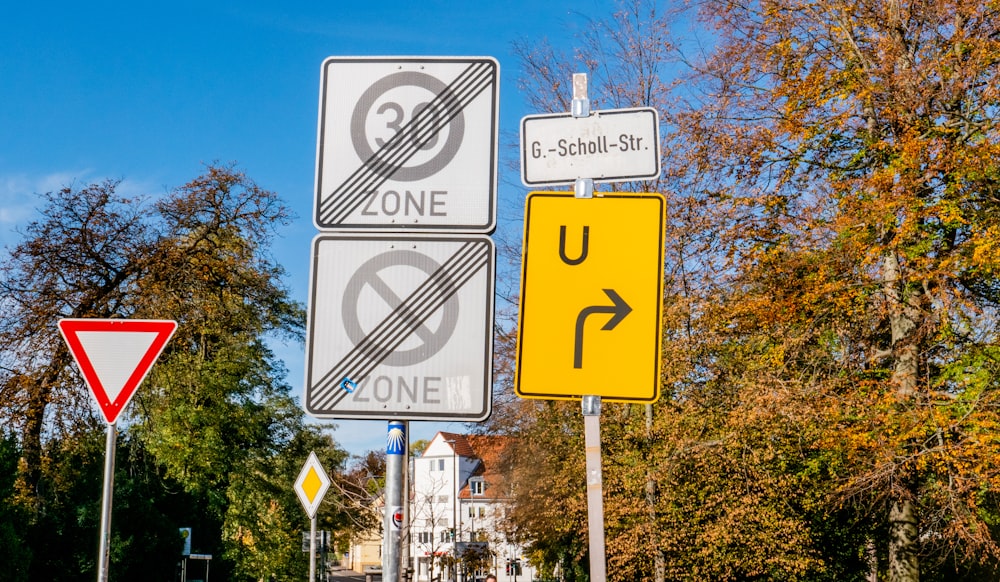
0,431,30,582
0,164,340,579
224,427,349,581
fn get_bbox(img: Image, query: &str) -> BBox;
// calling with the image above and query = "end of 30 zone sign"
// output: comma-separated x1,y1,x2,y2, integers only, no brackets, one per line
315,57,499,232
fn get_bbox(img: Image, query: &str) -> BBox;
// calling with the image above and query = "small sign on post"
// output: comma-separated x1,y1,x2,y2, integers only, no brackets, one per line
58,319,178,424
58,318,177,582
520,107,660,187
295,452,331,582
295,452,332,520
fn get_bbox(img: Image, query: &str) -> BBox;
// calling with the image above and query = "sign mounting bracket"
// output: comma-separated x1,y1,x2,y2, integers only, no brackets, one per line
572,73,594,199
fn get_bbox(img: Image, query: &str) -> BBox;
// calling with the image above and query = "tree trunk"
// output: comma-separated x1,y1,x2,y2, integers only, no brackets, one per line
866,538,879,582
645,404,665,582
884,250,922,582
889,500,919,582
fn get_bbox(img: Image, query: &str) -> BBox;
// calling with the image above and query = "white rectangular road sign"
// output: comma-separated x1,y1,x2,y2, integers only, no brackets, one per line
520,107,660,186
304,234,495,421
315,57,499,232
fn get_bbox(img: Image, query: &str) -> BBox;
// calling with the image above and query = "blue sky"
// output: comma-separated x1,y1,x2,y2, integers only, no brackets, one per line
1,1,617,456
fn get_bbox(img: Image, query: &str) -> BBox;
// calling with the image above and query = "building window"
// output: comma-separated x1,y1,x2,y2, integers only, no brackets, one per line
470,479,484,496
418,531,432,544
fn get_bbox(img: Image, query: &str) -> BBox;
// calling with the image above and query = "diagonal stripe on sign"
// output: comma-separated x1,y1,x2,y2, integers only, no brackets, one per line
309,240,490,411
319,61,495,225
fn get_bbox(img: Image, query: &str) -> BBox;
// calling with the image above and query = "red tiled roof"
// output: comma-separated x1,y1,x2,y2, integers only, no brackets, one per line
436,431,476,458
424,431,513,499
460,434,512,500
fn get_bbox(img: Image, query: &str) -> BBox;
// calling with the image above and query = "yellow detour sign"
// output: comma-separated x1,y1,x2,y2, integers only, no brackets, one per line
294,451,331,519
516,191,665,402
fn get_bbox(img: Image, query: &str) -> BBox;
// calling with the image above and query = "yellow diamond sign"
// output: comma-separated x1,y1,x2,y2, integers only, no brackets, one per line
516,191,665,402
294,451,331,518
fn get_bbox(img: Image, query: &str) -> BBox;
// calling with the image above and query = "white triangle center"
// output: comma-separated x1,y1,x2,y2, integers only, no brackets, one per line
76,331,159,401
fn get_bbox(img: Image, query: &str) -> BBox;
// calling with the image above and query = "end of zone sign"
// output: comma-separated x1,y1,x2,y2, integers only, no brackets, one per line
515,192,665,403
315,57,499,232
305,234,495,420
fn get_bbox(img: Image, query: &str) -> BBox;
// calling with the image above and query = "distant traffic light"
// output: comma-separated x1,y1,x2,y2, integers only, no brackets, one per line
505,559,522,576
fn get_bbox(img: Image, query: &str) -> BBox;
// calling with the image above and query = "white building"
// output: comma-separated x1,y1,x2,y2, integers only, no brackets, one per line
410,432,534,582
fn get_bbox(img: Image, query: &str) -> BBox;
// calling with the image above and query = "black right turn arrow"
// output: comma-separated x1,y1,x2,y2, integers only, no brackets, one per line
573,289,632,369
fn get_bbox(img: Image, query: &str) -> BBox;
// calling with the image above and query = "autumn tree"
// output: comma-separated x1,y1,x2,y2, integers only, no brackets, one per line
667,0,1000,579
505,0,1000,581
491,399,589,581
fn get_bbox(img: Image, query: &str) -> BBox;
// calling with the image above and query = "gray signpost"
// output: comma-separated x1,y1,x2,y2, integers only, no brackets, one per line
308,57,500,582
516,74,665,582
57,319,176,582
295,452,332,582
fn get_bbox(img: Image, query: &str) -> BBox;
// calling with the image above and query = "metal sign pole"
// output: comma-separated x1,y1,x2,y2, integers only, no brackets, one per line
402,420,411,580
572,75,606,581
385,421,406,582
97,422,117,582
582,396,607,582
310,515,317,582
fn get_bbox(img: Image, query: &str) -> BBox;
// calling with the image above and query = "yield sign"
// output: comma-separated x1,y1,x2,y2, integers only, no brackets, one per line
58,319,177,424
295,451,331,519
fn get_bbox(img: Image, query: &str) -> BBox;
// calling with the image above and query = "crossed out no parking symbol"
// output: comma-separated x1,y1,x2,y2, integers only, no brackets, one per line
305,235,493,419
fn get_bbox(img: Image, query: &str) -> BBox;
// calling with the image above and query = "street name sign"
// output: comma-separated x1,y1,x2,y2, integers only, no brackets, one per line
520,107,660,186
58,319,177,424
515,192,665,402
304,234,495,420
315,57,499,232
295,451,331,519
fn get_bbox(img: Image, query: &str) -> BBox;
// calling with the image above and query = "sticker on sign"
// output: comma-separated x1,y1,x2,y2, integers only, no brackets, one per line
520,107,661,186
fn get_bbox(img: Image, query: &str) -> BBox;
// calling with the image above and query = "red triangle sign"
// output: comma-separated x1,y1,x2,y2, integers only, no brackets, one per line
58,319,178,424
